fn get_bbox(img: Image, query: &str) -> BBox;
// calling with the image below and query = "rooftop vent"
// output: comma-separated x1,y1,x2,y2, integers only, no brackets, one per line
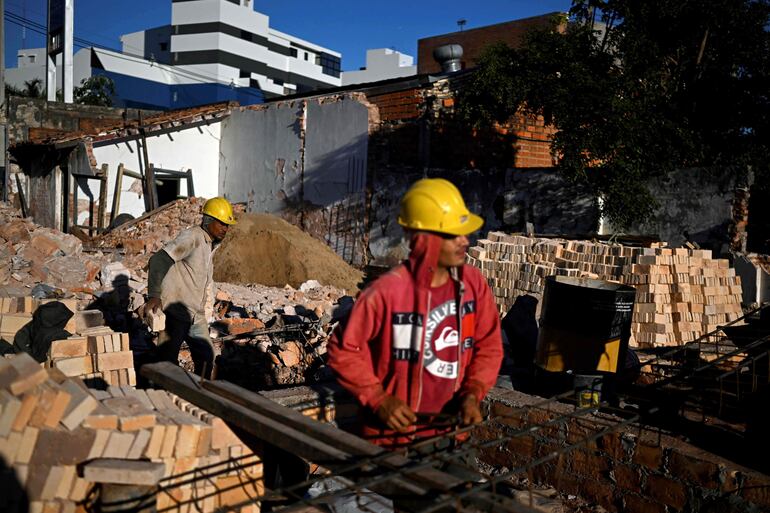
432,44,464,73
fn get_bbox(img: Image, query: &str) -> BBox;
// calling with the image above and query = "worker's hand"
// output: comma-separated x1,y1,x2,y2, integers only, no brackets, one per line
375,395,417,433
145,297,162,315
459,394,482,426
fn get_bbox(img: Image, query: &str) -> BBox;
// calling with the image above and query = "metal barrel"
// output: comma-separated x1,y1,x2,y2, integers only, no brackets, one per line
535,276,636,374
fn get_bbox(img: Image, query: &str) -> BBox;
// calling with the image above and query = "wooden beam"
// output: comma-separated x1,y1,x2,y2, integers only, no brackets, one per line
97,164,108,232
140,363,356,466
140,363,440,503
15,173,27,218
110,163,124,226
202,380,464,492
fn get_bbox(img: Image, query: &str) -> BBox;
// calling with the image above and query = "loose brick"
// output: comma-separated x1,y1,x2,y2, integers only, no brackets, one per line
668,450,720,489
612,464,642,491
49,338,88,358
624,494,666,513
645,475,688,510
632,441,663,470
94,351,134,372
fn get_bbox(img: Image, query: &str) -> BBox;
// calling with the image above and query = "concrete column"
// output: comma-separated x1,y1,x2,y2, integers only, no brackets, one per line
1,0,7,201
63,0,74,103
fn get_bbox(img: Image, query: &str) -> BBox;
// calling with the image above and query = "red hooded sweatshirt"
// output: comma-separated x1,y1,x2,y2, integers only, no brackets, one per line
327,232,503,446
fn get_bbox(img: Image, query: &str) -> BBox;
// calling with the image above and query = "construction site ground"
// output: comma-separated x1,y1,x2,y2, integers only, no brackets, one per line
1,197,769,513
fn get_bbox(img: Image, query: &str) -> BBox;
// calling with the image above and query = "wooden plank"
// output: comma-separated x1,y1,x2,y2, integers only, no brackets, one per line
141,363,450,501
205,379,464,492
142,364,352,464
110,163,124,226
97,164,109,232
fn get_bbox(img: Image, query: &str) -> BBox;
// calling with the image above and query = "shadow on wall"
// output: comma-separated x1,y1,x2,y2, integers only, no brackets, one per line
630,168,741,256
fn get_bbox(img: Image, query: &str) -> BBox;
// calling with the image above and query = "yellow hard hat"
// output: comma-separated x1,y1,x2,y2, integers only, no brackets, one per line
202,197,237,225
397,178,483,236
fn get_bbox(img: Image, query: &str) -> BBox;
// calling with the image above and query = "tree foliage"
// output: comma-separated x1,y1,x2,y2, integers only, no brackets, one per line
4,78,45,99
458,1,770,229
74,75,116,107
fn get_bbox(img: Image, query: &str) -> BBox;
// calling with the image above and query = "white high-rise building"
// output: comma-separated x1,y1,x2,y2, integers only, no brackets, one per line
122,0,342,98
5,0,342,109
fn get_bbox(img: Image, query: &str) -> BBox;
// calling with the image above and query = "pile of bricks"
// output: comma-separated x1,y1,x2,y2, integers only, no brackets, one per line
0,353,264,513
50,328,136,387
467,232,743,347
1,297,138,385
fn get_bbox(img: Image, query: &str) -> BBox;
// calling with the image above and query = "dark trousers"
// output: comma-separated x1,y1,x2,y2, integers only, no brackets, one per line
157,313,214,378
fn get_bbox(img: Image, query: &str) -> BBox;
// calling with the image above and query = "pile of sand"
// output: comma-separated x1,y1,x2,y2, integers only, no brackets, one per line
213,213,363,293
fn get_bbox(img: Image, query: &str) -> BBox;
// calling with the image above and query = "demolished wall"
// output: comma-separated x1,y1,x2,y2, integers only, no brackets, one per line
220,96,370,265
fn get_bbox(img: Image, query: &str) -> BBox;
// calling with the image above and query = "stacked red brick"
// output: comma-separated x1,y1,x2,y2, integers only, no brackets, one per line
467,232,743,348
0,353,264,513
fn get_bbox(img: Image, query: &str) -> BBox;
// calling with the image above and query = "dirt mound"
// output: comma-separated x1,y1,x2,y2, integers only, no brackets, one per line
213,213,363,293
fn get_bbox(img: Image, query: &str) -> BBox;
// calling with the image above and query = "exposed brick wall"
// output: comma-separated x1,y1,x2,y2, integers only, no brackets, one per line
417,13,564,74
6,96,154,145
364,78,557,171
479,388,770,513
366,89,422,122
508,112,558,168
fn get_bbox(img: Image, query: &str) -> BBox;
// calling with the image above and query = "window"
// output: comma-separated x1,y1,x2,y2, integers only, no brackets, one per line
239,70,250,78
290,48,298,58
28,55,36,64
273,78,284,86
304,52,309,61
159,42,168,52
318,52,341,78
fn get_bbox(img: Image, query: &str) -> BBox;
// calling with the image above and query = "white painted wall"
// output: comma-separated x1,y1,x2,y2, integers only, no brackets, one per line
87,122,223,223
342,49,417,86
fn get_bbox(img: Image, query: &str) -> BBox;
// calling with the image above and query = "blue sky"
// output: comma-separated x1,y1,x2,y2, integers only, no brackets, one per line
4,0,572,71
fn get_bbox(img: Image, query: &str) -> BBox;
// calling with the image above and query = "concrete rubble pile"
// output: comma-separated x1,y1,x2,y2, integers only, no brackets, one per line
0,353,265,513
0,197,355,512
90,197,209,269
468,232,744,348
0,200,349,384
212,280,349,388
0,203,107,294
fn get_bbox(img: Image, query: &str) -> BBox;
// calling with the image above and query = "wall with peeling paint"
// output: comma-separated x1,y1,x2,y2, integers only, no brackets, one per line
219,105,304,213
304,98,369,206
89,123,222,223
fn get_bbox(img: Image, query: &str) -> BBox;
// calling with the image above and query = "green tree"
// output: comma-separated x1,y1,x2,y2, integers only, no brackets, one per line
5,78,44,99
23,78,44,98
458,1,770,229
74,75,116,107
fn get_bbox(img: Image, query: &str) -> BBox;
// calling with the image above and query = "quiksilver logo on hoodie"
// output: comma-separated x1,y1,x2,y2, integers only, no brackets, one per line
391,301,476,372
423,300,460,378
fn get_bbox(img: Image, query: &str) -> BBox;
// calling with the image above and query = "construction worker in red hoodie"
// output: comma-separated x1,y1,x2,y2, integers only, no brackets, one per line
328,178,503,457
